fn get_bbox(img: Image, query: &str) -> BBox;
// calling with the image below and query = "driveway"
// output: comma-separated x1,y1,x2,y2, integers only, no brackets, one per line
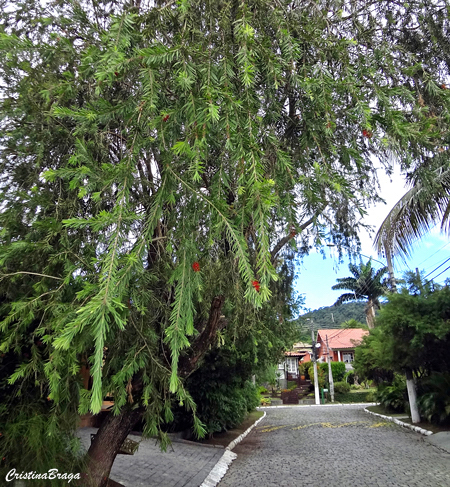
218,405,450,487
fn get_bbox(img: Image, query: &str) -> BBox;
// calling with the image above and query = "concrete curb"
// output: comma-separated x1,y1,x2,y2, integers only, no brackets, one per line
364,406,434,436
258,402,378,409
199,411,266,487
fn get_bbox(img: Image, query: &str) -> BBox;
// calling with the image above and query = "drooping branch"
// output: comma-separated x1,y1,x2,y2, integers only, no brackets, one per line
270,214,317,263
178,295,226,377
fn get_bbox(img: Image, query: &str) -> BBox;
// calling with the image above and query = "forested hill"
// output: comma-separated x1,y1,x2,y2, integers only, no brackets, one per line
300,302,366,329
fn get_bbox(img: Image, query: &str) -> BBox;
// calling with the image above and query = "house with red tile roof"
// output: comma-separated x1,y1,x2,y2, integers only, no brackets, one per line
316,328,368,365
277,342,311,386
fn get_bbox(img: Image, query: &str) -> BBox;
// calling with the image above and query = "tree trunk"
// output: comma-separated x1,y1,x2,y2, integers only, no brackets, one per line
78,295,226,487
365,300,376,329
79,408,143,487
405,368,421,424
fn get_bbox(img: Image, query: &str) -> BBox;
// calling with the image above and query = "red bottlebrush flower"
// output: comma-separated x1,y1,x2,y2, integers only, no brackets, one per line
192,262,200,272
163,114,170,122
442,84,447,90
252,280,260,292
362,129,372,138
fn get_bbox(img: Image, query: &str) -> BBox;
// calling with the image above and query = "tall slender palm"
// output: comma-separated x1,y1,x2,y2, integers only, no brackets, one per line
332,260,389,329
375,165,450,259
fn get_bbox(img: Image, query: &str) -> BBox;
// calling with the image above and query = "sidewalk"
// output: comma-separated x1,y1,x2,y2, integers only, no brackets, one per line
76,411,266,487
77,428,224,487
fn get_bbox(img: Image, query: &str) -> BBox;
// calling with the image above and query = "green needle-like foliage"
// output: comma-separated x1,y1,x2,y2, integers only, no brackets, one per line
0,0,450,479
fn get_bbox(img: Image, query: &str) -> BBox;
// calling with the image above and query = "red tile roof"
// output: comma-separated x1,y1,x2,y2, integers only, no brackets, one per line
317,328,368,350
285,350,308,356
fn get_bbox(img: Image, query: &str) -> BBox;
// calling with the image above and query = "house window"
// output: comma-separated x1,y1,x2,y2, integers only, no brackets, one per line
286,357,297,373
342,352,354,363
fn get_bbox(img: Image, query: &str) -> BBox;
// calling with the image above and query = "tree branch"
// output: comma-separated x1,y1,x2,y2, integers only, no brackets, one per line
178,295,226,377
270,213,318,263
0,271,63,281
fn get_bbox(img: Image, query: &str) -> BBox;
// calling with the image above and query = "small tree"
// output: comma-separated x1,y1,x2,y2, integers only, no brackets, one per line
354,283,450,421
332,260,389,328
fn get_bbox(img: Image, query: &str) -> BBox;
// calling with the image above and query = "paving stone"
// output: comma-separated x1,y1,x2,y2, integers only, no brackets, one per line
77,427,223,487
218,405,450,487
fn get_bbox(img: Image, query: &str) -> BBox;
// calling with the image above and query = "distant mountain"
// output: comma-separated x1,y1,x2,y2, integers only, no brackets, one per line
297,302,367,335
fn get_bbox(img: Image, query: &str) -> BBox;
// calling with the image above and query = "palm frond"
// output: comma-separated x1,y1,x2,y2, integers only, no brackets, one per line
332,278,357,291
375,166,450,259
334,293,363,306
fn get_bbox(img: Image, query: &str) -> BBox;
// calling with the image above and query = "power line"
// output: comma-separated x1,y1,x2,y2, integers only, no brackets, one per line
424,257,450,280
423,255,450,273
430,264,450,282
417,241,450,267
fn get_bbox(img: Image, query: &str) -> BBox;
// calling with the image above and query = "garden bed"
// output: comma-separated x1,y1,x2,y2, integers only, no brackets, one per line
335,388,376,403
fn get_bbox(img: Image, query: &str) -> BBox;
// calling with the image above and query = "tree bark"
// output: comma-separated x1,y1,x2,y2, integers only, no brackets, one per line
365,299,376,329
178,295,226,376
79,408,144,487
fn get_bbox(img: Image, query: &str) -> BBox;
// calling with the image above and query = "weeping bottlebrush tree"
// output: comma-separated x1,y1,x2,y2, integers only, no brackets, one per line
1,0,450,485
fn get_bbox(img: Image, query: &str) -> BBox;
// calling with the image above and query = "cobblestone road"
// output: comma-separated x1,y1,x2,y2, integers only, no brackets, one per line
218,405,450,487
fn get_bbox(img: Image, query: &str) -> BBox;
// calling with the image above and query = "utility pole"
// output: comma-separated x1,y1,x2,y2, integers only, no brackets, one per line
311,327,320,405
326,335,334,402
384,244,420,423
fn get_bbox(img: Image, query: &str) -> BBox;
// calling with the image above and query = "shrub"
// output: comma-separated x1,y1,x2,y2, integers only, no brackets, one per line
312,362,347,386
194,380,259,433
307,362,326,388
334,381,351,394
336,391,374,403
298,362,308,376
260,396,271,406
330,362,346,382
258,386,268,394
376,374,407,413
417,373,450,425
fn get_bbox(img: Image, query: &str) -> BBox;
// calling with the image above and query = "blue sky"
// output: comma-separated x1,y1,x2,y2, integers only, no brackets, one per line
294,167,450,313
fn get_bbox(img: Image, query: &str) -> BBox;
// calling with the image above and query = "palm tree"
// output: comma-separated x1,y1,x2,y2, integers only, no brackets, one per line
374,165,450,259
332,260,389,329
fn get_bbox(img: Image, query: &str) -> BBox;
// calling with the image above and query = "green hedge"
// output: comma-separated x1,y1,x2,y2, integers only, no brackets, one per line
329,362,346,382
335,391,375,403
307,361,347,387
